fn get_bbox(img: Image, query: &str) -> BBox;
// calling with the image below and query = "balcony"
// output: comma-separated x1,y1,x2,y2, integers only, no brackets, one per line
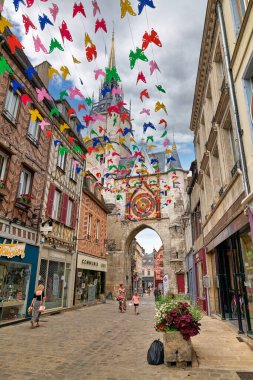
213,79,229,124
206,123,218,152
200,151,210,172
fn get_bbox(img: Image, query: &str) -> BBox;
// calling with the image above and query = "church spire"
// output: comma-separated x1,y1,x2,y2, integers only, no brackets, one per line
108,30,116,69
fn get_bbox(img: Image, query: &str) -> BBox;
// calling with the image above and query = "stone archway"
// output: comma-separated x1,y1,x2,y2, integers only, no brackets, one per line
106,213,185,297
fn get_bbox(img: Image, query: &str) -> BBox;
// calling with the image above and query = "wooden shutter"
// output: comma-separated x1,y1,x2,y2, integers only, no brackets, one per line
60,193,68,224
46,183,55,217
72,201,78,229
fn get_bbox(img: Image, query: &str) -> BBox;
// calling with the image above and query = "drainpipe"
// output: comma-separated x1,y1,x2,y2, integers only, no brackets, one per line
216,1,250,196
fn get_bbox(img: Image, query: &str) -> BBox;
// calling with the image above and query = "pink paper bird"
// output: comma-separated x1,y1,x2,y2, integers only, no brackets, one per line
163,138,170,147
59,21,73,43
72,160,79,168
94,69,105,80
36,87,52,102
92,0,101,16
95,18,107,33
112,87,123,96
22,14,36,34
69,87,85,99
49,3,59,22
33,35,47,53
140,108,150,115
149,60,160,75
92,114,106,123
39,119,50,130
73,2,86,18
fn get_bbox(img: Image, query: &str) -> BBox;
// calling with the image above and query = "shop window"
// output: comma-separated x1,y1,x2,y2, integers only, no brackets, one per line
0,149,9,184
3,84,20,124
18,167,32,196
43,260,65,309
87,214,92,239
95,220,99,242
27,110,40,144
52,189,61,220
196,261,204,299
70,160,77,182
0,261,31,324
240,229,253,319
57,151,66,171
66,198,73,227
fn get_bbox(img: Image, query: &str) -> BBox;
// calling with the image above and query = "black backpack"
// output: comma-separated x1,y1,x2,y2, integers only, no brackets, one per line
147,339,164,365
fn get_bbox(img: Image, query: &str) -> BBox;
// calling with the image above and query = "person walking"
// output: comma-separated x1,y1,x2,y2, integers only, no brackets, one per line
30,284,46,328
117,283,126,313
154,288,159,301
132,291,140,315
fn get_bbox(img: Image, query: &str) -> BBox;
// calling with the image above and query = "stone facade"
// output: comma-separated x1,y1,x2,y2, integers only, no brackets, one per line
154,245,164,289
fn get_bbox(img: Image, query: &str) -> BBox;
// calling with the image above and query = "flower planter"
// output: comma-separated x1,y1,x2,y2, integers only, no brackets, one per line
15,198,32,211
163,331,192,368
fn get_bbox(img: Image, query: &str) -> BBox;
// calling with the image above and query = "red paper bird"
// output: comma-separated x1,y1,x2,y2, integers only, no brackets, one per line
107,105,120,116
140,89,150,102
59,21,73,43
83,115,94,126
26,0,34,7
134,151,144,158
95,18,107,33
136,71,146,84
78,103,86,111
45,131,52,137
142,29,162,51
86,45,97,62
67,108,76,117
21,94,32,106
68,137,74,143
120,112,130,123
116,128,124,134
99,126,106,134
107,159,113,164
117,101,127,109
73,2,86,18
159,118,167,128
112,152,120,156
22,14,36,34
7,34,24,54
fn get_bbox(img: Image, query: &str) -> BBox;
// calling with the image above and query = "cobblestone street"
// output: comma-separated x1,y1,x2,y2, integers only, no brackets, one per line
1,295,253,380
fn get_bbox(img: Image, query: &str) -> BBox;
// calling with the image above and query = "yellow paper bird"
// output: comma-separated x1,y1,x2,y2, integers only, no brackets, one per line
155,101,168,114
29,108,43,122
120,0,137,18
48,67,60,80
148,145,157,151
165,149,173,154
0,16,13,33
119,137,126,145
83,137,91,143
130,137,136,143
59,123,70,133
72,55,81,64
85,33,93,47
60,66,70,80
106,143,114,151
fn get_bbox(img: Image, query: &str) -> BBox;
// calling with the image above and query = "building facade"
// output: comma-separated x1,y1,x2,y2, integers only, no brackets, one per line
75,173,109,304
154,245,164,291
142,252,155,291
129,238,145,293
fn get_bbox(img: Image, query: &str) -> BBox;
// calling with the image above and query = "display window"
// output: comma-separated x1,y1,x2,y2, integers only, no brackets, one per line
75,269,105,304
39,259,70,310
240,228,253,319
0,261,31,324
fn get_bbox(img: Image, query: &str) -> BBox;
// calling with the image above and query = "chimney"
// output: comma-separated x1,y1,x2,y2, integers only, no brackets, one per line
34,61,51,89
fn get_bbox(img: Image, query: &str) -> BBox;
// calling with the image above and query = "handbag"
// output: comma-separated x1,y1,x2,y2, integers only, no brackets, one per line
28,306,33,315
39,305,45,312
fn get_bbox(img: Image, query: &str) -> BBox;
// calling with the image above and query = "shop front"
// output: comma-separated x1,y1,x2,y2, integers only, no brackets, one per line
75,253,107,304
38,247,74,310
0,240,39,325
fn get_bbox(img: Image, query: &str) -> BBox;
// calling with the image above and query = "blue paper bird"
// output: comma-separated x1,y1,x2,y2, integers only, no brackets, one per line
138,0,156,15
77,124,85,132
103,135,111,143
11,79,24,93
151,158,158,164
166,156,176,163
93,138,100,147
143,122,156,133
123,127,134,137
54,140,61,147
13,0,25,12
101,86,111,98
38,13,54,31
125,202,131,208
76,167,82,174
25,66,38,80
104,173,111,178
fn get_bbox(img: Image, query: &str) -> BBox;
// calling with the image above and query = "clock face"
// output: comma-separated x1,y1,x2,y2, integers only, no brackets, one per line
131,193,156,218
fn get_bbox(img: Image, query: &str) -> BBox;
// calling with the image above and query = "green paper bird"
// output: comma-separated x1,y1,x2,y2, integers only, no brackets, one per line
161,130,168,138
50,107,60,117
109,165,118,171
105,66,121,83
153,164,159,170
59,90,68,101
96,154,103,161
133,181,141,187
91,129,99,136
73,145,83,154
0,57,13,75
113,116,117,126
168,167,177,172
146,135,154,143
130,160,135,165
119,164,126,170
116,194,123,200
156,84,166,93
58,146,70,156
132,145,138,151
86,97,92,106
129,47,148,70
49,38,64,54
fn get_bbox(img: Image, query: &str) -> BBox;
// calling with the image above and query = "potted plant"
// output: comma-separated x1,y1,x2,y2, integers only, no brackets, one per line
16,194,33,209
155,295,202,367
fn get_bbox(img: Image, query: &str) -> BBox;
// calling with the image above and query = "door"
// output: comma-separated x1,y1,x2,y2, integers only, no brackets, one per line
176,273,185,293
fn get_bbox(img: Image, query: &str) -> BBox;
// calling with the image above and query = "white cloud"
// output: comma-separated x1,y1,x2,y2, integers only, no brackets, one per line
135,228,162,253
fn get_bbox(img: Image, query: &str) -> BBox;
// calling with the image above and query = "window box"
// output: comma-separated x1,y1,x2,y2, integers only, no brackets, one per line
16,195,32,210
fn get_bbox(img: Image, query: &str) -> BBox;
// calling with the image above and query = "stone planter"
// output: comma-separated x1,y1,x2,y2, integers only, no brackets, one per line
163,331,192,368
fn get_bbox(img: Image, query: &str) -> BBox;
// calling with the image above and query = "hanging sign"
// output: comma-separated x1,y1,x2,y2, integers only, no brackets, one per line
0,243,26,259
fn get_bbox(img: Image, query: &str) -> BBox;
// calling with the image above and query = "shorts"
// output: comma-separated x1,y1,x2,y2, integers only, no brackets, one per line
134,303,139,307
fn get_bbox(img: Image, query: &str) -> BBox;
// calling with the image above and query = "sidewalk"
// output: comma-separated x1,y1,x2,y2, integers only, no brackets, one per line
0,295,253,379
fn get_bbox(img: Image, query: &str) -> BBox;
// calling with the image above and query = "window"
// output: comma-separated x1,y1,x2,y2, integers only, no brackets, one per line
18,168,32,196
87,214,92,239
27,113,39,143
230,0,249,35
52,190,61,220
95,220,99,242
57,151,66,171
148,269,151,276
193,202,202,242
70,160,77,182
4,85,20,123
66,198,73,227
0,149,8,181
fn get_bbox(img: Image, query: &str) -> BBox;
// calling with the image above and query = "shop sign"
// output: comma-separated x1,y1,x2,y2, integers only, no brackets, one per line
77,254,107,272
0,243,26,259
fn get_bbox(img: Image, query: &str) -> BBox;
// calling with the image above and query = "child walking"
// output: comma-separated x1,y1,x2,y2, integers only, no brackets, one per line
132,291,140,315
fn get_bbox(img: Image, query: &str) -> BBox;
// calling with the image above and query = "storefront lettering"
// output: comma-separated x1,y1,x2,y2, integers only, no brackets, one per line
0,243,26,259
82,259,99,266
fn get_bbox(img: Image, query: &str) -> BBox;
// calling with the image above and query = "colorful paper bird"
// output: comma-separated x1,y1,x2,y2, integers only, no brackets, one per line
140,108,150,115
140,89,150,102
24,66,37,80
36,87,52,102
73,2,86,18
50,107,60,117
160,130,167,138
95,18,107,33
136,71,146,84
155,101,168,114
49,38,64,53
92,0,101,16
143,122,156,133
149,60,160,75
105,66,121,83
11,79,24,93
7,34,24,54
69,87,84,99
129,47,148,69
101,86,111,97
67,108,76,117
167,156,176,163
48,66,60,79
13,0,26,12
59,21,73,43
83,115,94,126
117,128,124,135
45,131,52,137
84,33,93,46
86,97,92,106
78,103,86,111
59,123,70,133
94,69,105,80
123,128,134,137
120,112,130,123
38,13,54,30
93,113,106,123
20,94,32,106
72,55,81,64
29,108,43,122
77,124,85,132
86,45,97,62
0,16,13,33
26,0,34,7
148,145,157,151
39,120,50,130
22,14,36,34
33,35,47,53
60,66,70,80
120,0,137,18
146,136,154,143
159,119,167,128
156,84,166,93
49,3,59,22
163,138,170,147
142,29,162,51
138,0,155,15
112,87,123,96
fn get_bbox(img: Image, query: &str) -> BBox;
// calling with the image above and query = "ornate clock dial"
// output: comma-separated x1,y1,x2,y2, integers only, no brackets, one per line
131,193,156,217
